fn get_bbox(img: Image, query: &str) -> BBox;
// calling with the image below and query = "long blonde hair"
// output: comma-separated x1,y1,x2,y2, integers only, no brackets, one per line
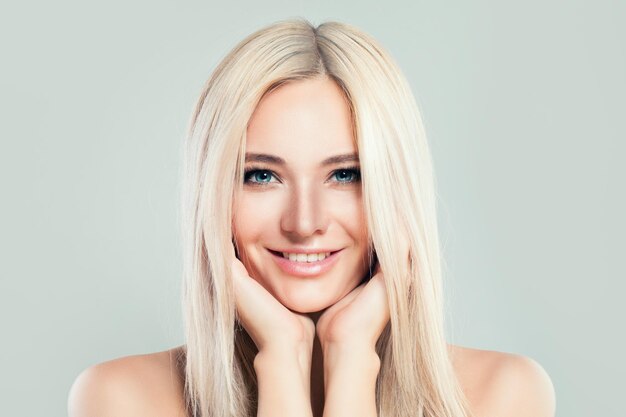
179,18,472,417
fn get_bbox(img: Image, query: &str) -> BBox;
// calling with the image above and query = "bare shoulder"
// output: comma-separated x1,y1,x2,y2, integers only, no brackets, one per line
448,344,556,417
68,345,188,417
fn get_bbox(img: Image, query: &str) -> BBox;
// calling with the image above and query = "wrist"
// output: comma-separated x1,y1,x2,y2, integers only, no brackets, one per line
322,343,380,377
321,341,379,360
255,341,313,375
254,344,314,417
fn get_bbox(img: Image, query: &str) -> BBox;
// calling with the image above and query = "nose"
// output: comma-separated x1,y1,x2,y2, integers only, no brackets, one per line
280,182,329,238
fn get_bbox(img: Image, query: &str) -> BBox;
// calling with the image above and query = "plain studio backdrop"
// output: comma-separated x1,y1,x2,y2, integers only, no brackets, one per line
0,1,623,416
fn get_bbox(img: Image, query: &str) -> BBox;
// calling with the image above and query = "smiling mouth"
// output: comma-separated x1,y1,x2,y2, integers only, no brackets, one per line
267,248,344,277
268,249,341,260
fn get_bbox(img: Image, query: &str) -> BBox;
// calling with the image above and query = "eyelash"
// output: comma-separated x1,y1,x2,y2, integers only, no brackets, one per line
243,165,361,187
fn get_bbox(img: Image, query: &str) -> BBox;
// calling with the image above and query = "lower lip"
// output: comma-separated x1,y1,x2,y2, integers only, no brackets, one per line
269,249,343,277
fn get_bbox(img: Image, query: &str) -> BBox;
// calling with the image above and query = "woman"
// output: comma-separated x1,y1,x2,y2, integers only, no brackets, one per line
68,19,555,417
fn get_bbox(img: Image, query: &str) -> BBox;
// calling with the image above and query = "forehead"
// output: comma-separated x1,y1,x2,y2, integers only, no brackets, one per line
245,78,357,164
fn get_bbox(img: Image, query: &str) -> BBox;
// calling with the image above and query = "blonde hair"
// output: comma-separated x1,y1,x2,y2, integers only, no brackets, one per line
180,18,472,417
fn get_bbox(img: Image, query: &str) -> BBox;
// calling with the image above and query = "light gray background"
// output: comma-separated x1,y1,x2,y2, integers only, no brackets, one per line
1,1,623,416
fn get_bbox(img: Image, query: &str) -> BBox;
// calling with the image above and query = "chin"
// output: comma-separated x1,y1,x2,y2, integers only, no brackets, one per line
281,298,331,314
277,291,338,314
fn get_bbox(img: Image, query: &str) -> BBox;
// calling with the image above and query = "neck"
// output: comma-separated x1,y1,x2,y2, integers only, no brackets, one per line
310,333,325,417
307,311,325,417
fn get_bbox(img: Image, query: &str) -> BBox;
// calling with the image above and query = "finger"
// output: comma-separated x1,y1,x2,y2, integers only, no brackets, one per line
230,258,283,346
329,281,367,312
230,258,274,322
359,272,390,331
230,257,255,322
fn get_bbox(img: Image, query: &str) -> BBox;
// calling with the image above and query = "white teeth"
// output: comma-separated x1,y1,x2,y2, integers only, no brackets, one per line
281,252,331,262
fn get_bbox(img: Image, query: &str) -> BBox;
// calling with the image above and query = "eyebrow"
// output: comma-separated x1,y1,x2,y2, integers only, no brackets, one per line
245,152,360,166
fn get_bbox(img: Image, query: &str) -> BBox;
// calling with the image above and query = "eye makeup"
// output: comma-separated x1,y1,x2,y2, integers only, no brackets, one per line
243,165,361,186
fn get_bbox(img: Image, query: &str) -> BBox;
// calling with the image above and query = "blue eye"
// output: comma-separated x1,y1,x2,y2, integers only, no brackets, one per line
243,169,276,185
242,166,361,187
332,168,361,184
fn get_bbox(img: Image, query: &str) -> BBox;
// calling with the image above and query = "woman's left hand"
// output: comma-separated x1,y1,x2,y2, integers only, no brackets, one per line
315,262,390,352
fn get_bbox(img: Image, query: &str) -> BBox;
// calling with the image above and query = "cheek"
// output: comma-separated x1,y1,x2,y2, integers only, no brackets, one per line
335,193,368,240
344,197,370,264
232,194,279,248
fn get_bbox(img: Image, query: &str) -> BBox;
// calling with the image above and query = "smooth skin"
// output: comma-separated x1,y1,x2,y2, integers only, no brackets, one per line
231,252,390,417
68,78,556,417
230,76,392,417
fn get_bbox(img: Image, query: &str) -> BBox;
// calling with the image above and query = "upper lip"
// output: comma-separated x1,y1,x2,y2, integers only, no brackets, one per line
268,247,342,254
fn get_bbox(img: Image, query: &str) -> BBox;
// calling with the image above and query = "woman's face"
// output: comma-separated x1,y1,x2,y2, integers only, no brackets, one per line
232,77,371,314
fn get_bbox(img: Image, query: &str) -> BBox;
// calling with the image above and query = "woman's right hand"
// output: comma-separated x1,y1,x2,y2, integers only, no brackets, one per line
230,247,315,356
